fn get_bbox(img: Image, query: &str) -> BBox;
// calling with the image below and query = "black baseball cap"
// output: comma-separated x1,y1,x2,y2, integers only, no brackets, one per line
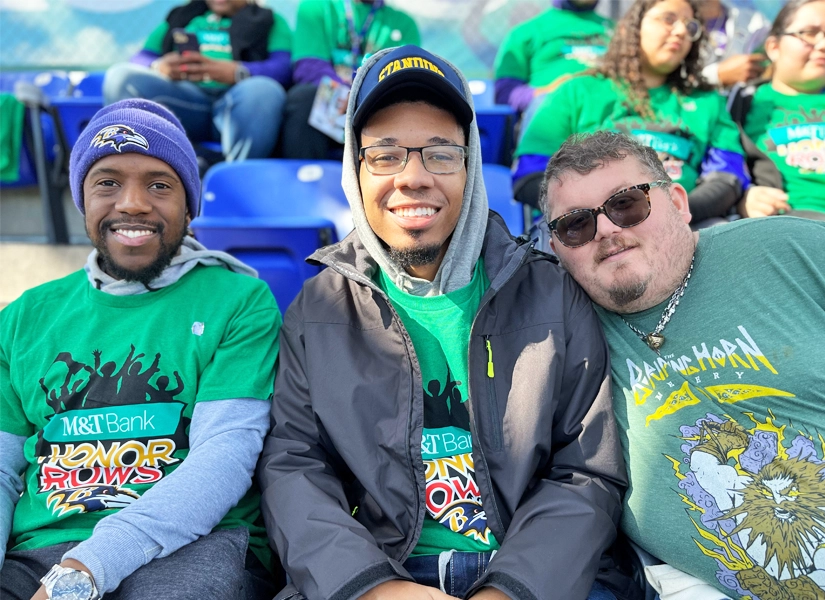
352,45,474,132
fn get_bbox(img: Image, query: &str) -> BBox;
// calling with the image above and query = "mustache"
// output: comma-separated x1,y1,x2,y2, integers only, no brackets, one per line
594,236,637,263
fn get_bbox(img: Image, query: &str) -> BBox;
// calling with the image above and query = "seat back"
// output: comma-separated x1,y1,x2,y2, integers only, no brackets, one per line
482,163,524,235
191,159,353,311
469,79,516,165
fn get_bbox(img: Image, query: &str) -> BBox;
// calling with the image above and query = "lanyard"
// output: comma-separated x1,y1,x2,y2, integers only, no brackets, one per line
343,0,382,76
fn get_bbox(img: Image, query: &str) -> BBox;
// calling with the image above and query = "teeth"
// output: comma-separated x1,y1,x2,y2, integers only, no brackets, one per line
394,207,437,218
115,229,154,238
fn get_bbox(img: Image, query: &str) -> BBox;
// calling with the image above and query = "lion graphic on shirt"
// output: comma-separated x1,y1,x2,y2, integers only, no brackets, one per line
673,413,825,598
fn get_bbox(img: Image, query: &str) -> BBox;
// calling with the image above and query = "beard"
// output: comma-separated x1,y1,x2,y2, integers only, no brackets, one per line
91,218,187,286
388,243,444,271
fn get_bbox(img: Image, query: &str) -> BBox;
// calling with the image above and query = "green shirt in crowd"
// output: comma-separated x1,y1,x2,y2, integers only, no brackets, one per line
292,0,420,83
143,10,292,89
596,217,825,600
0,266,281,567
494,7,613,90
516,75,745,192
377,261,500,557
744,84,825,214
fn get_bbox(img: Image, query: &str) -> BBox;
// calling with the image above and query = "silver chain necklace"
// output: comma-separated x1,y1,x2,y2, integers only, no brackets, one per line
622,254,695,353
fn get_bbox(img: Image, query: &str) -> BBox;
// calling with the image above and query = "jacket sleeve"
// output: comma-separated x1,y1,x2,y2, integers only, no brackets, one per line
471,278,627,600
257,302,411,600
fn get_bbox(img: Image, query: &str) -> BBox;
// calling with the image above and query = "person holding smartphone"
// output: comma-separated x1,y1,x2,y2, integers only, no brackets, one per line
104,0,292,165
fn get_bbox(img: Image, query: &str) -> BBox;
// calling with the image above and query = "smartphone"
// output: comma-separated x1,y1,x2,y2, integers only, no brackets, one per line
172,28,200,54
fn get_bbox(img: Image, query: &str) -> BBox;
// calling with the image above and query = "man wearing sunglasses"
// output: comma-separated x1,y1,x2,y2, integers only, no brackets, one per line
542,130,825,600
258,46,627,600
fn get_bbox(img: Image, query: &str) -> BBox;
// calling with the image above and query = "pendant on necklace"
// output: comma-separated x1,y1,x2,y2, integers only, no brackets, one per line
645,333,665,351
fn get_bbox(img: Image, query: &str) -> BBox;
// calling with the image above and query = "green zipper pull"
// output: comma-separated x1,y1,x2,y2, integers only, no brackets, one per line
351,506,359,517
486,338,495,378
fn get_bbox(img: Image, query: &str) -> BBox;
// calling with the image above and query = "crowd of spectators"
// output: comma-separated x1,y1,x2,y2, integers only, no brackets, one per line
97,0,823,222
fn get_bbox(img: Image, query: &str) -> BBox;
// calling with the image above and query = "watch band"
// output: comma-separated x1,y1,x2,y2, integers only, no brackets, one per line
41,565,100,600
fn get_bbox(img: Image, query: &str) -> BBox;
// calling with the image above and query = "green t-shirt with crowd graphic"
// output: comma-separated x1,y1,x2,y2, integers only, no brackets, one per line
143,10,292,89
0,266,280,566
377,261,500,557
292,0,420,83
744,84,825,214
595,218,825,599
516,75,744,192
494,7,613,89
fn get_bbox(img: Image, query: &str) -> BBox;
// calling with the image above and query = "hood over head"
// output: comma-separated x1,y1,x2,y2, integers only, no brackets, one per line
343,45,489,297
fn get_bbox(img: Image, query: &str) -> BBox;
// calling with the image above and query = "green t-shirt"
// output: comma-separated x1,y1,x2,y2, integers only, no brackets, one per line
292,0,420,82
744,84,825,214
516,75,744,192
143,10,292,89
494,7,613,89
0,266,281,565
596,218,825,599
377,261,500,556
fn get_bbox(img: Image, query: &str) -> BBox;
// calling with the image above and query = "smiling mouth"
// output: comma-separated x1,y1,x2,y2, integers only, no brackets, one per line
391,207,439,218
113,228,155,239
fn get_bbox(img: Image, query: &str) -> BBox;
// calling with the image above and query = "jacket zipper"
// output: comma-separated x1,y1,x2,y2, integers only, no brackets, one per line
485,336,502,451
466,242,536,543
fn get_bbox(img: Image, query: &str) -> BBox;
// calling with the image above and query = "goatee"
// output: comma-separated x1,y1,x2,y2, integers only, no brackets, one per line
91,219,187,286
388,244,443,270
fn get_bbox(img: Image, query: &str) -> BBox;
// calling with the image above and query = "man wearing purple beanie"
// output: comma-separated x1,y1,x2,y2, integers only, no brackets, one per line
0,99,281,600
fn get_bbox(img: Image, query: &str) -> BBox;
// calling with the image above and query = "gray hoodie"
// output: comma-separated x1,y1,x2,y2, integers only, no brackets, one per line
341,47,490,297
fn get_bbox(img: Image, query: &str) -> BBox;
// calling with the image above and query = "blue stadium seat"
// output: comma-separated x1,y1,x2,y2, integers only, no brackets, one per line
470,79,517,166
52,71,105,149
482,163,524,235
191,159,353,311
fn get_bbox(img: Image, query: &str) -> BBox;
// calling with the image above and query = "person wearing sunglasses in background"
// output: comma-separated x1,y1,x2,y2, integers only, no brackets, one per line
542,130,825,600
513,0,749,229
257,45,629,600
729,0,825,221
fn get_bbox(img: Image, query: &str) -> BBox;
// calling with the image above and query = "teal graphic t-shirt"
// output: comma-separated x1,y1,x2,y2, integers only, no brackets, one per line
596,218,825,599
516,75,744,192
377,261,500,556
494,7,613,89
0,266,281,566
744,84,825,214
143,10,293,89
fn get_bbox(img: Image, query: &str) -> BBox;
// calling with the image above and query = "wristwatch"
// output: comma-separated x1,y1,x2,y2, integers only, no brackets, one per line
234,63,251,83
41,565,100,600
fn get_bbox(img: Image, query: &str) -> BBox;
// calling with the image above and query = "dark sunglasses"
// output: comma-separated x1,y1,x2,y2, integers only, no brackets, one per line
548,181,669,248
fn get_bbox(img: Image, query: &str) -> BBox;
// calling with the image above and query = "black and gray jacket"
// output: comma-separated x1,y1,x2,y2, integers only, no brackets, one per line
257,215,628,600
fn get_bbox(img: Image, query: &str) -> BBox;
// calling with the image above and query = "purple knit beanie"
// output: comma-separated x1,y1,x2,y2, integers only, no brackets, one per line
69,98,200,217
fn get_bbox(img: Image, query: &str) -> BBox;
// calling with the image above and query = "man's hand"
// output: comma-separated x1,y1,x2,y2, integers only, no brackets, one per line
31,559,95,600
152,52,187,81
737,186,790,218
473,588,511,599
717,54,767,86
178,52,237,85
359,580,458,600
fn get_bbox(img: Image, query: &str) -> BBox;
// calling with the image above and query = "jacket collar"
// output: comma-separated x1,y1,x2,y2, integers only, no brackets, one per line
309,212,532,294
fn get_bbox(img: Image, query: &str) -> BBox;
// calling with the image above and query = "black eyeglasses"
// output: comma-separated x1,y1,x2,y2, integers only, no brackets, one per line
359,145,468,175
782,28,825,46
548,181,669,248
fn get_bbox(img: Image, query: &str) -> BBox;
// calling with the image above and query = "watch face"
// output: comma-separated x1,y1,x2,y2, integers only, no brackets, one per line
52,571,93,600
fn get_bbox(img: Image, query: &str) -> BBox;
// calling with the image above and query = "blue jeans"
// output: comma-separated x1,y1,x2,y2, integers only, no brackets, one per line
103,63,286,161
403,551,616,599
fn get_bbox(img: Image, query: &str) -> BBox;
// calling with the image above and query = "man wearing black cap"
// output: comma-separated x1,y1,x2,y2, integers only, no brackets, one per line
0,99,280,600
258,46,626,600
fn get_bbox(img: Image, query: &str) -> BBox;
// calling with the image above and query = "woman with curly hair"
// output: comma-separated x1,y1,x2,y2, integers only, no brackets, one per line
513,0,750,224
